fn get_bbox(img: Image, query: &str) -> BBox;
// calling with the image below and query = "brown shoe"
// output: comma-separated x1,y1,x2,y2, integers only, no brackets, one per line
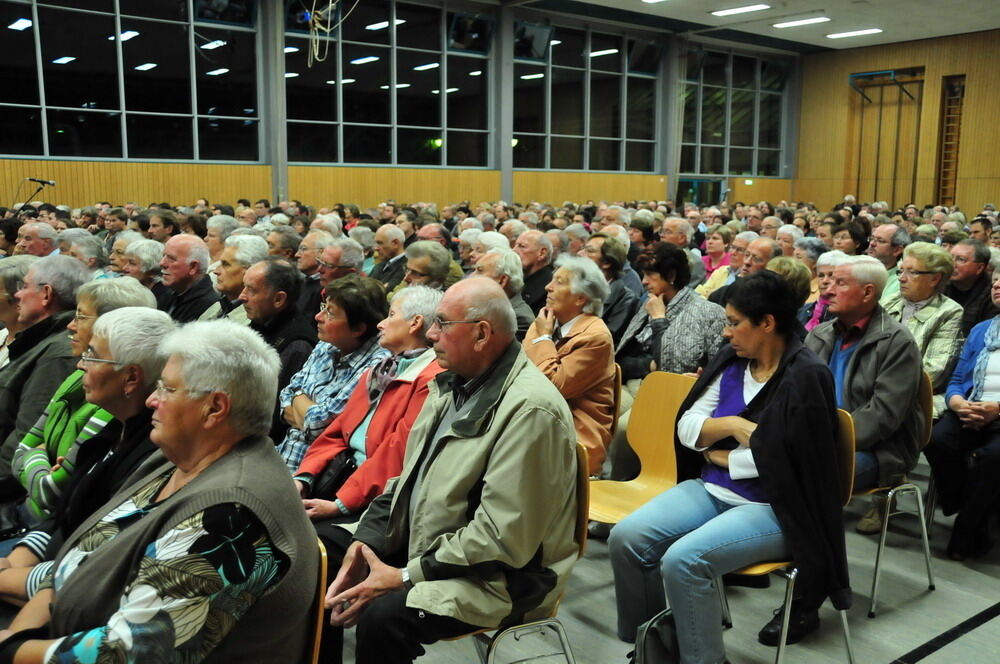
856,495,887,534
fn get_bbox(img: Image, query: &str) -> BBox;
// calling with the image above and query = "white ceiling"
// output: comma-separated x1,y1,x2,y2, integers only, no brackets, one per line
565,0,1000,51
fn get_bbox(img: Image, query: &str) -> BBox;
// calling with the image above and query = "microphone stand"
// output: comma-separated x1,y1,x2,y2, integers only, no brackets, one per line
13,183,48,218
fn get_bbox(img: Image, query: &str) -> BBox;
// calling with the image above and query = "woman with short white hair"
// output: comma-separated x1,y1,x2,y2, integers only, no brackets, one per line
799,249,849,331
122,238,169,308
523,255,616,475
458,228,482,273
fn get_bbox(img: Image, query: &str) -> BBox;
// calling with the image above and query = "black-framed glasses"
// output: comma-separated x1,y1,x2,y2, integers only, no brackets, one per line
80,347,121,366
430,315,483,330
406,267,431,279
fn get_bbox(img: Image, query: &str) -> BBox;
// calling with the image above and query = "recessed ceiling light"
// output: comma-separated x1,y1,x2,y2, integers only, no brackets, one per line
469,70,482,76
327,78,357,84
107,30,139,41
520,73,544,80
431,88,460,94
413,62,439,71
52,56,76,64
350,56,379,65
206,68,229,76
201,39,227,50
773,16,831,28
642,0,670,3
134,63,157,71
7,18,32,31
826,28,883,38
284,72,299,78
284,46,299,53
365,19,405,30
379,83,411,89
550,40,562,46
711,4,770,17
589,48,619,57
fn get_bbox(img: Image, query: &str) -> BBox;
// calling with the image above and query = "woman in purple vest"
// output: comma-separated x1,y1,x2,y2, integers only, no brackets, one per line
609,271,850,664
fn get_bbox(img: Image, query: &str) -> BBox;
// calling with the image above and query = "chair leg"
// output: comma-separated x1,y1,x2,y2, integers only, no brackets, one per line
473,632,490,663
907,484,936,591
716,578,733,629
838,610,856,664
924,475,937,541
774,568,798,664
867,489,893,618
485,620,576,664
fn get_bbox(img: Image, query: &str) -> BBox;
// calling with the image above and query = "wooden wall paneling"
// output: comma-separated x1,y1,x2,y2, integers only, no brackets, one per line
288,167,501,209
727,178,792,205
512,172,668,204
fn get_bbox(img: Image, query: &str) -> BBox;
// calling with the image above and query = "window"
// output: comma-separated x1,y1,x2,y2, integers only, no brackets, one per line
514,25,659,172
679,48,788,177
285,1,490,167
0,0,259,161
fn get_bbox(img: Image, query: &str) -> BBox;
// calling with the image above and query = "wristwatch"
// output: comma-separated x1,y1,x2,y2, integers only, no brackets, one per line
401,567,413,590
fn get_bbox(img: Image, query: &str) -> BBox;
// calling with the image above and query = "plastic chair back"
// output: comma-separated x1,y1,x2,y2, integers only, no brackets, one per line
918,371,933,450
574,443,590,558
627,371,697,481
309,538,329,664
836,408,856,507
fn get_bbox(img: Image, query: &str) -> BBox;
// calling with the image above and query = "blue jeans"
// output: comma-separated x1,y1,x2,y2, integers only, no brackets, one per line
854,451,879,491
609,479,789,664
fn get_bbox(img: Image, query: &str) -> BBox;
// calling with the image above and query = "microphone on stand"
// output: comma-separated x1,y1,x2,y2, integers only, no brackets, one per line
24,178,56,186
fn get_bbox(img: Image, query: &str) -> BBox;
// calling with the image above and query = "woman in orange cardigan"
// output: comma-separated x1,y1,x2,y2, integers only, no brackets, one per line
294,286,444,545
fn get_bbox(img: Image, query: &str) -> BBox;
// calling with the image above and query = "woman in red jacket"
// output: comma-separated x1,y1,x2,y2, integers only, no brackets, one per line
294,285,445,551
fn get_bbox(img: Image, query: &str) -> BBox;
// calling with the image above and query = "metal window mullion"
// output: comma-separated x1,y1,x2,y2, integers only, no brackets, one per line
722,53,732,177
336,31,344,164
389,0,397,165
545,41,553,170
619,60,626,172
581,29,591,171
440,5,448,166
753,61,762,176
188,0,199,160
113,0,128,159
694,71,702,174
31,1,49,156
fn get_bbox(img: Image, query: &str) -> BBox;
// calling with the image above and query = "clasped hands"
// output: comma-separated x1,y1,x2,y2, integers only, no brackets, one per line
325,541,404,628
952,398,1000,431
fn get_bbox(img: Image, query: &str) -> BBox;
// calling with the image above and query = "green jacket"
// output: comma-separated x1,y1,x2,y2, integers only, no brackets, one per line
11,369,114,519
354,342,579,627
882,292,964,417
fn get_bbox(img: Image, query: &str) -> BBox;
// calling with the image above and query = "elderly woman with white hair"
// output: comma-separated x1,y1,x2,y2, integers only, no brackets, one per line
107,229,143,275
793,236,831,303
468,230,509,267
0,307,172,608
457,228,482,273
121,238,170,308
523,255,616,475
777,223,804,258
798,249,849,331
0,320,318,662
66,235,113,280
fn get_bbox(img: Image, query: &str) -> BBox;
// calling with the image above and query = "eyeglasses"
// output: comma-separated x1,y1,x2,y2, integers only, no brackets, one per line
80,347,121,366
899,268,935,278
154,379,209,400
430,315,483,330
319,302,343,319
405,267,431,279
73,311,96,322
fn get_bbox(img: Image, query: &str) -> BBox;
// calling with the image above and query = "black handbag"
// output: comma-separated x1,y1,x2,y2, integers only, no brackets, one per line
309,450,358,500
634,608,680,664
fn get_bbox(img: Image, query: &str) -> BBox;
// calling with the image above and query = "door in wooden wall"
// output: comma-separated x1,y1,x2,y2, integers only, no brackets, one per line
849,75,924,207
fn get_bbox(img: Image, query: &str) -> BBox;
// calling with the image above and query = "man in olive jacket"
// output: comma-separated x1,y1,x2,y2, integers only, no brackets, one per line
325,278,579,664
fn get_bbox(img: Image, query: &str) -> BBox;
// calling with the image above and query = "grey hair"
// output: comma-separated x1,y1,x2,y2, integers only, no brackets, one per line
378,224,405,244
565,223,589,242
70,234,108,268
554,254,610,317
231,227,268,239
991,247,1000,274
603,224,630,246
459,218,484,231
93,307,175,390
314,215,343,237
476,231,509,253
347,226,374,251
26,222,57,241
268,225,302,253
519,211,539,227
734,230,760,244
546,229,568,254
777,225,804,242
206,214,239,240
57,228,91,250
113,229,144,250
458,229,482,248
501,220,527,238
28,254,90,310
841,255,888,295
632,208,655,224
607,205,631,225
160,320,281,438
484,247,524,295
0,255,39,300
463,278,517,337
269,212,290,226
124,239,164,275
815,249,851,269
889,225,912,248
331,238,365,270
479,212,496,229
224,234,269,267
170,237,210,275
530,231,554,265
77,276,156,315
793,237,829,263
391,285,444,336
405,241,451,287
669,218,695,243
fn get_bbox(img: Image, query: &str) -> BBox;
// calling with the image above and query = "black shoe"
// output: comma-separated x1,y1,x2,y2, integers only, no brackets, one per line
757,605,820,646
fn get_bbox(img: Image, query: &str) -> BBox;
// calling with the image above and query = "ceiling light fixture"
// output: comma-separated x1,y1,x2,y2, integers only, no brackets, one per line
134,63,157,71
520,73,544,80
773,16,831,28
52,56,76,64
7,18,32,31
550,40,562,46
469,70,482,76
826,28,883,38
589,48,619,57
284,46,299,53
366,19,405,30
379,83,411,89
711,4,770,17
350,56,379,65
206,68,229,76
284,72,299,78
107,30,139,41
201,39,227,50
642,0,670,3
413,62,439,71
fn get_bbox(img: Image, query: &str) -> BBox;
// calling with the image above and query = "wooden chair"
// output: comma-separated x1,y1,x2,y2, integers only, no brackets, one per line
608,363,623,440
589,372,697,524
716,408,857,664
858,370,934,618
448,443,590,663
308,538,329,664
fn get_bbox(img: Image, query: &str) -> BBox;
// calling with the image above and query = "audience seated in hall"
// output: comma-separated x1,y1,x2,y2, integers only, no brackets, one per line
203,234,269,323
472,247,534,340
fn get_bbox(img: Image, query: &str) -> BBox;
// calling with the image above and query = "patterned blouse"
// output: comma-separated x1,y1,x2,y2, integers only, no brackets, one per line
277,337,390,471
40,470,288,663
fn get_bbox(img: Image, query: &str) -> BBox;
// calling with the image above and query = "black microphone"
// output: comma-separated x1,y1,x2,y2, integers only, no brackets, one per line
25,178,56,186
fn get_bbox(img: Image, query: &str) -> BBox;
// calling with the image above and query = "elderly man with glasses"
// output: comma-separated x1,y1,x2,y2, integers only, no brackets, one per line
325,278,579,664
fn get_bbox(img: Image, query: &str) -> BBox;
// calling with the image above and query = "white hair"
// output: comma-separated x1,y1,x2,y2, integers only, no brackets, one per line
565,223,589,242
475,231,509,253
483,247,524,295
124,239,164,275
501,220,527,238
160,320,281,438
93,307,175,389
113,229,144,250
314,214,343,237
269,212,290,226
603,224,630,245
777,224,804,242
841,255,888,295
78,276,156,314
815,249,850,269
347,226,374,250
224,234,269,267
458,229,482,248
330,238,365,270
378,224,405,244
206,214,239,240
26,222,57,241
391,285,444,336
554,254,610,317
459,218,484,231
734,231,760,244
70,234,108,267
29,254,90,310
